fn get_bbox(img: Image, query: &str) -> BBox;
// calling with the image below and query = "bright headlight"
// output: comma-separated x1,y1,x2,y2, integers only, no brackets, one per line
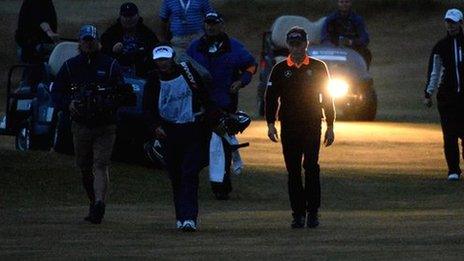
328,79,349,98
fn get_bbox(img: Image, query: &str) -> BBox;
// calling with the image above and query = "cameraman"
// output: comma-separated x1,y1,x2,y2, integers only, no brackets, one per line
52,25,133,224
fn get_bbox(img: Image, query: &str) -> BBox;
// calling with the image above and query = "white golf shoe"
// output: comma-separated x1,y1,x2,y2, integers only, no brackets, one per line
181,220,197,232
448,173,460,181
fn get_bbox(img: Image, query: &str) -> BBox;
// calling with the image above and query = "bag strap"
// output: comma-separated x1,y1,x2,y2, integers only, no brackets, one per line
179,61,199,89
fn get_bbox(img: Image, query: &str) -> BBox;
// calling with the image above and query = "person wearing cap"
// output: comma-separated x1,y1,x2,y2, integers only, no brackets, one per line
265,26,335,229
143,44,213,232
159,0,214,49
101,2,159,77
424,9,464,181
52,25,134,224
321,0,371,67
15,0,60,85
187,12,257,200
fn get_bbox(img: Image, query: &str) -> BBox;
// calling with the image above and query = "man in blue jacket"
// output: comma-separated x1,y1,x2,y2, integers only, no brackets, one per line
321,0,371,67
187,12,257,200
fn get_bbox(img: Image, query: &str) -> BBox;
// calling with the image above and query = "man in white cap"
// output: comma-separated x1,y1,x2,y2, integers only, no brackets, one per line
143,44,214,232
424,9,464,181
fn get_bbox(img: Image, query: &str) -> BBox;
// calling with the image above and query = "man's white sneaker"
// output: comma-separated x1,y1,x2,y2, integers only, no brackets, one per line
176,220,182,229
181,220,197,232
448,173,460,181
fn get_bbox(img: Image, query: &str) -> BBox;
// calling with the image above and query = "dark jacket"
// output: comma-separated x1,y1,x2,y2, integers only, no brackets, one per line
143,61,214,131
101,18,159,77
265,56,335,128
52,52,128,127
425,30,464,105
16,0,57,47
187,33,257,112
321,11,369,48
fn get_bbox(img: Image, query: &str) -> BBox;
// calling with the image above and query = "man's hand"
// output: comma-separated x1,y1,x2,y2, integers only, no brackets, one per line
324,126,334,147
69,100,81,117
230,80,243,94
113,42,124,53
155,126,167,139
47,31,60,43
339,37,353,47
424,97,433,108
267,123,279,142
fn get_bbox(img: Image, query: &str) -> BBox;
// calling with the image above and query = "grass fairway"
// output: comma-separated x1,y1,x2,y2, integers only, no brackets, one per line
2,121,464,259
3,0,464,259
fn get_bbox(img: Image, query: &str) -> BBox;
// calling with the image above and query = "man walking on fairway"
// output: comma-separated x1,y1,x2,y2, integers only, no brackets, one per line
424,9,464,181
265,27,335,229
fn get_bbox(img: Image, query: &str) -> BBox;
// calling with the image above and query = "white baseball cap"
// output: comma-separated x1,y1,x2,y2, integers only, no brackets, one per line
152,45,174,60
445,8,463,22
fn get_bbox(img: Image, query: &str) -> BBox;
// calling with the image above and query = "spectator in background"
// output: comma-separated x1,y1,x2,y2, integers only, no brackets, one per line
159,0,213,50
16,0,59,84
101,2,159,77
321,0,371,67
159,0,213,80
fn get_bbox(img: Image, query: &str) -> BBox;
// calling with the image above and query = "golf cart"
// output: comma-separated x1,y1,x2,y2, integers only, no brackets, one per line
0,41,152,165
257,15,377,121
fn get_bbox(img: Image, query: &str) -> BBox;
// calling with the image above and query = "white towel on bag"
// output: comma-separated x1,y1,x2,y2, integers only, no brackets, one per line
209,133,243,182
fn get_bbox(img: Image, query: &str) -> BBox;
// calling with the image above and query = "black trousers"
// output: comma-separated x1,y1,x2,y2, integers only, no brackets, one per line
438,103,464,174
281,123,321,216
164,123,203,222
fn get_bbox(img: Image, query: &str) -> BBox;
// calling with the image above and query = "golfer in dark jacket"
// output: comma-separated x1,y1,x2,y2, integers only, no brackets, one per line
101,2,159,77
266,27,335,229
424,9,464,181
143,44,212,232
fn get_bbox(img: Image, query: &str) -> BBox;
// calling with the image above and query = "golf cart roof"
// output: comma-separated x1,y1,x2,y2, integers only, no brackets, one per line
270,15,326,49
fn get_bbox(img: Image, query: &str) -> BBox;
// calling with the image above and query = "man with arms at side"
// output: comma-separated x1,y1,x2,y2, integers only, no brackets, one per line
266,27,335,229
424,9,464,181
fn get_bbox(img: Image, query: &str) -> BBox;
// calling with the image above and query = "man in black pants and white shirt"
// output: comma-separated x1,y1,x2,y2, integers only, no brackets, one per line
425,9,464,181
265,27,335,228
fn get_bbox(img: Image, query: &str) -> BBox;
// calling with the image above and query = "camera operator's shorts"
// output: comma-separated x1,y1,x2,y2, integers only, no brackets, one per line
71,122,116,171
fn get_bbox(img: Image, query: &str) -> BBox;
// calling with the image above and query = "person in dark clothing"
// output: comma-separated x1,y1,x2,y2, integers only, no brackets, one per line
424,9,464,181
266,27,335,229
101,2,159,77
187,12,257,200
16,0,59,85
143,44,213,232
52,25,134,224
321,0,371,67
